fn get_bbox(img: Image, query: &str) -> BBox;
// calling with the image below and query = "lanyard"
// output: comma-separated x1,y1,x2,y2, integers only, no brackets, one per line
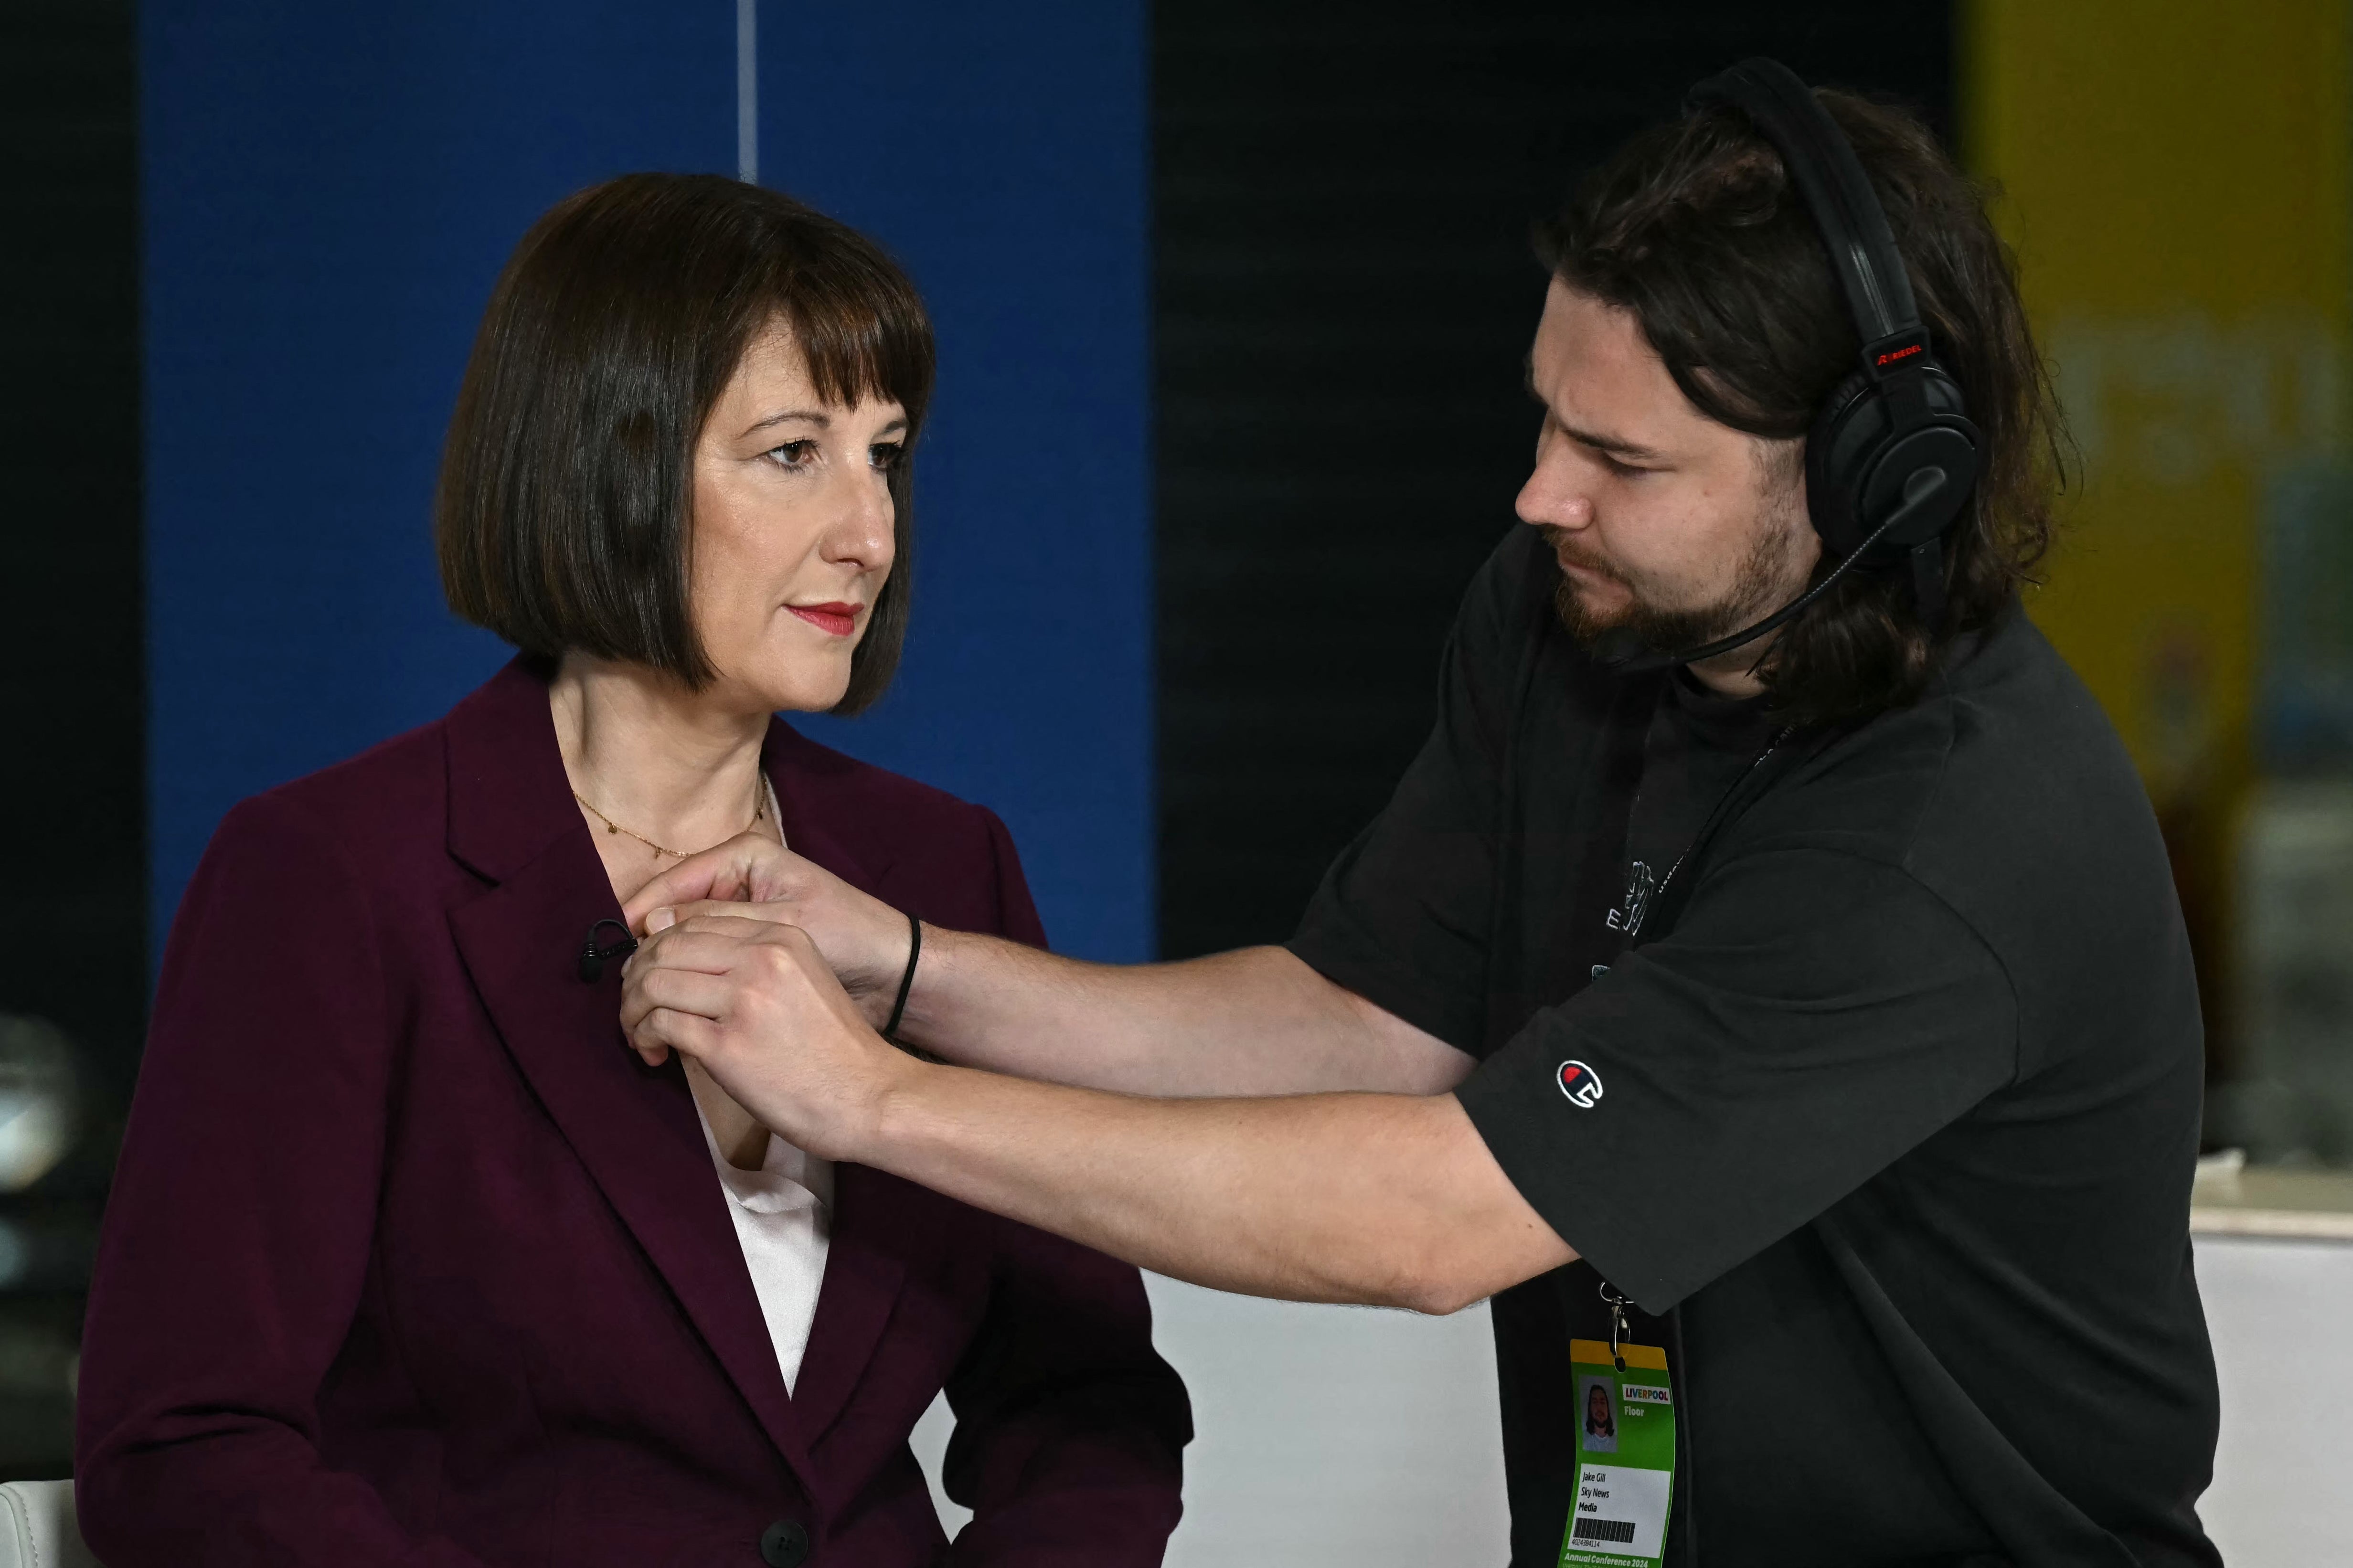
1567,718,1801,1568
1602,720,1797,961
1654,726,1790,918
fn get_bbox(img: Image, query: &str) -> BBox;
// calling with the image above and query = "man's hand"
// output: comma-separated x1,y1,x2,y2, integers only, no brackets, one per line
620,836,915,1031
618,912,918,1162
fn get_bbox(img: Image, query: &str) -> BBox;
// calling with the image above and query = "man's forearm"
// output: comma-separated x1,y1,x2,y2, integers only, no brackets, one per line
862,1059,1571,1313
620,836,1470,1100
618,910,1570,1313
899,935,1471,1099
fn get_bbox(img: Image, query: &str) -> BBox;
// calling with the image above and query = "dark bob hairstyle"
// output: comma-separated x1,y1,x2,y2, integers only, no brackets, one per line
437,172,936,713
1537,89,2068,727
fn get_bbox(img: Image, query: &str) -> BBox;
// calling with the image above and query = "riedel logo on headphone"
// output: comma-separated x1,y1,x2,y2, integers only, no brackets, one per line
1875,339,1927,368
1556,1060,1605,1110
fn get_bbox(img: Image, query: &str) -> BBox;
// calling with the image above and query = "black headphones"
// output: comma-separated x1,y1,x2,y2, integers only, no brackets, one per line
1601,58,1983,674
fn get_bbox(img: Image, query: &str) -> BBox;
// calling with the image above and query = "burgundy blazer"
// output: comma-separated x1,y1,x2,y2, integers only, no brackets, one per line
76,660,1190,1568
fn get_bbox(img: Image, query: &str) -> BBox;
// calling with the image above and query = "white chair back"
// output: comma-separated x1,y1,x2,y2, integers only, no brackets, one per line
0,1481,96,1568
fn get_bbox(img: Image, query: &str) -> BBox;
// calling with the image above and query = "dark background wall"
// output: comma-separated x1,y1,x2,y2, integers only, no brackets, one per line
2,0,143,1103
0,0,140,1477
1155,1,1956,957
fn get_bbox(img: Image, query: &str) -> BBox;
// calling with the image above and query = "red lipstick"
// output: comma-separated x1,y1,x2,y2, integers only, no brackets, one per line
787,602,862,637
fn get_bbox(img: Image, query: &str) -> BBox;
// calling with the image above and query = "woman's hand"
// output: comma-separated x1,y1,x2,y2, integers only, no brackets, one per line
621,835,915,1030
618,913,918,1162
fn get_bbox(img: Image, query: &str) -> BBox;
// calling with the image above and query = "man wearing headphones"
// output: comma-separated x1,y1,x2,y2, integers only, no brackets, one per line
620,64,2220,1568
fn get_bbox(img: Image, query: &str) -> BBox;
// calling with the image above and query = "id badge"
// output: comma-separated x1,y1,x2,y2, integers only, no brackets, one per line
1558,1336,1674,1566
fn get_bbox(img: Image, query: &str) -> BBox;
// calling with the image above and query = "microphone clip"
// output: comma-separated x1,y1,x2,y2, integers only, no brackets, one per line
577,918,638,984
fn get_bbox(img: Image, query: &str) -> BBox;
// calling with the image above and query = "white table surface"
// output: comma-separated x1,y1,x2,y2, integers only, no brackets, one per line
909,1236,2353,1566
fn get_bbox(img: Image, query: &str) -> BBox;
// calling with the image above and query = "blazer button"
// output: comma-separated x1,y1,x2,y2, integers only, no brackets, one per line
759,1519,811,1567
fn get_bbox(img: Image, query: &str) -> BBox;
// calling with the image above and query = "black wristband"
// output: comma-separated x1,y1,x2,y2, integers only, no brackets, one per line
882,911,921,1042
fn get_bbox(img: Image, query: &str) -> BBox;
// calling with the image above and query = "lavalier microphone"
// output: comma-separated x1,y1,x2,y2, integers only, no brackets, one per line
577,918,639,984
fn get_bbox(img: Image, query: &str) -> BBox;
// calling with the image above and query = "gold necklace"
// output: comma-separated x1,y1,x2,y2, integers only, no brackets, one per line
572,777,768,859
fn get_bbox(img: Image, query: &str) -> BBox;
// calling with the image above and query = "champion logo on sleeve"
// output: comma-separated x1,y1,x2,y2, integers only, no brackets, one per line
1556,1060,1605,1109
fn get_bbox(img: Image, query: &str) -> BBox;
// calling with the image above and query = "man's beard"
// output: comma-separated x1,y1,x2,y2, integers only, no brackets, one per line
1546,493,1807,659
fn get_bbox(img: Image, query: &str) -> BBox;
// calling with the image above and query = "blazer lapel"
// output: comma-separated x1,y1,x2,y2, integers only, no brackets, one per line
759,719,902,893
787,1162,944,1444
441,664,818,1487
759,720,937,1443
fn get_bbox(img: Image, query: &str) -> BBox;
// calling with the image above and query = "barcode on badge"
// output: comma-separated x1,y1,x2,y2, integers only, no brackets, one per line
1567,1463,1671,1559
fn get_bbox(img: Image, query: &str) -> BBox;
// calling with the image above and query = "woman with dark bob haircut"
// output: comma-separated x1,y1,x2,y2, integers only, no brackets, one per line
76,173,1190,1567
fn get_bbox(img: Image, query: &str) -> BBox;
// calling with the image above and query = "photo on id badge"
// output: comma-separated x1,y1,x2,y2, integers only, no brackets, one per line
1579,1376,1618,1453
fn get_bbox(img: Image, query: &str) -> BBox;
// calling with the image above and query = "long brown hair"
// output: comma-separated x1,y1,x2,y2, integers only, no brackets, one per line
1537,90,2069,725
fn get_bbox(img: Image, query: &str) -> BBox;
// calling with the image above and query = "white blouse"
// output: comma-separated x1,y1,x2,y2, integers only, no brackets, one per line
694,1095,834,1393
682,779,832,1393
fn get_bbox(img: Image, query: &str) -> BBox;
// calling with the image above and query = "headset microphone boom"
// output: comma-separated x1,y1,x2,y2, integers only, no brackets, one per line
1595,57,1982,677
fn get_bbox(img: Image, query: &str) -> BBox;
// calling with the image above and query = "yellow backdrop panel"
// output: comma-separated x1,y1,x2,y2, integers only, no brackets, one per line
1963,0,2348,800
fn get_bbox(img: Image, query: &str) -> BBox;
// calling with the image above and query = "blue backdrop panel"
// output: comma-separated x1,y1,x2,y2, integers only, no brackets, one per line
143,2,1153,964
762,7,1155,963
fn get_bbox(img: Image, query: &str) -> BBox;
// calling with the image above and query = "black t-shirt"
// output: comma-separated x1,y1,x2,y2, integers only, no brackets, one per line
1289,526,2220,1568
1612,672,1781,948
